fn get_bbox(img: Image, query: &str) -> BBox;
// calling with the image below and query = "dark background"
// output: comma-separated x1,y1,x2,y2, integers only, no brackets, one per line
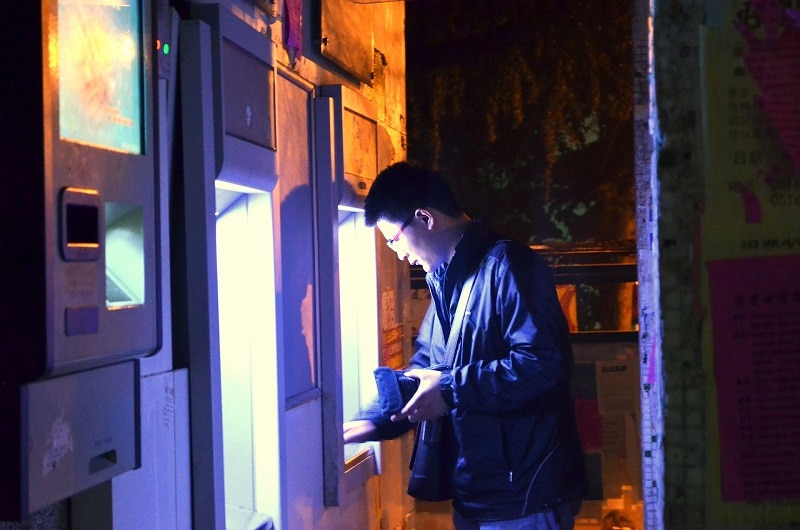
405,0,635,245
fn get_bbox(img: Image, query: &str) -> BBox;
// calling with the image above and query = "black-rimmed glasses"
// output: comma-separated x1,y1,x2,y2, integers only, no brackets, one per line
386,215,414,248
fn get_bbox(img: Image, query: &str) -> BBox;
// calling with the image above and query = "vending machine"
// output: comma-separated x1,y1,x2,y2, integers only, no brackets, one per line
1,0,163,520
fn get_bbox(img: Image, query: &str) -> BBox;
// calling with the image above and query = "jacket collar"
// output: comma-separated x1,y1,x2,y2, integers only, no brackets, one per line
429,219,498,284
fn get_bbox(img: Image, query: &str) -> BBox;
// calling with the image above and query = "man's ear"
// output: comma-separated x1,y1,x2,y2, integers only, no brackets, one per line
414,208,435,229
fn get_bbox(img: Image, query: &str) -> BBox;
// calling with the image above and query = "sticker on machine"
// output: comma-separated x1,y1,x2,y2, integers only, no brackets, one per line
42,411,74,476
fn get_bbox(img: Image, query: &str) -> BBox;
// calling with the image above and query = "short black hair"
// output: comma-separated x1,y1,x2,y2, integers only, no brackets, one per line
363,162,463,226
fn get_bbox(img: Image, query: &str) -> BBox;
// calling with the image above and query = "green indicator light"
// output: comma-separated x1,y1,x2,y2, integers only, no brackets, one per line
163,43,170,55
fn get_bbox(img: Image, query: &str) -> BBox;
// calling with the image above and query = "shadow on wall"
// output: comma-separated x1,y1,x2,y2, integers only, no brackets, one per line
279,183,317,402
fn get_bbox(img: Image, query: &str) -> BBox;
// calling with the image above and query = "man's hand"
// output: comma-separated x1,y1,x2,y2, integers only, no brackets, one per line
343,420,377,444
391,368,449,423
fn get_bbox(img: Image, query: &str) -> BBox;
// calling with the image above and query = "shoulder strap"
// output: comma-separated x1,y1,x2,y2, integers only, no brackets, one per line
443,271,478,367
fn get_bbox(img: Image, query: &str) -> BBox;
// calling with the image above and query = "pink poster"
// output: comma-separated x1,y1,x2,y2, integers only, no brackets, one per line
735,0,800,171
707,254,800,501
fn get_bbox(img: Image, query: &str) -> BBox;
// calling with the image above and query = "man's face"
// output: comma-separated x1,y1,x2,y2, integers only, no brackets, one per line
377,214,442,273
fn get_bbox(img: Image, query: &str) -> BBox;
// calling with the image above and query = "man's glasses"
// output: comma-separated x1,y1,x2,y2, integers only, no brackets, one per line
386,215,414,248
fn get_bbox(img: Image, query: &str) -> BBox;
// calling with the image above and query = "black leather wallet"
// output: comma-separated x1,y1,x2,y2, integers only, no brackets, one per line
373,366,420,415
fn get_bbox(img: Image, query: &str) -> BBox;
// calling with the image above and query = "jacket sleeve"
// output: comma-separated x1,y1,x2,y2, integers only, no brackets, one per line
450,245,573,413
407,302,436,369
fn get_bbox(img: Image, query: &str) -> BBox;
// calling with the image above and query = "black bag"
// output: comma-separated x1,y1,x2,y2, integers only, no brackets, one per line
407,415,457,502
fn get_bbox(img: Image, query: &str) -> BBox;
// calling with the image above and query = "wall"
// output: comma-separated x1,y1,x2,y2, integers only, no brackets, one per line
653,1,800,529
0,0,408,529
653,1,707,526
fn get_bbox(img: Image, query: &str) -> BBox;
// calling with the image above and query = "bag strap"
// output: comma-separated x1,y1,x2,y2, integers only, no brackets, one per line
442,271,478,367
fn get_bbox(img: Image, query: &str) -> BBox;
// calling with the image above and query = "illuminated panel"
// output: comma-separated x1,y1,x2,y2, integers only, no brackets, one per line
105,202,144,308
58,0,143,154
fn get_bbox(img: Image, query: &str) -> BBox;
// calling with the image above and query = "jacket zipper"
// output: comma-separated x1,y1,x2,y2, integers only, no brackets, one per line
521,441,561,514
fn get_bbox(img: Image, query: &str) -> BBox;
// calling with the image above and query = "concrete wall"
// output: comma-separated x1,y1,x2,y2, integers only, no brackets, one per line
651,0,707,527
652,1,800,529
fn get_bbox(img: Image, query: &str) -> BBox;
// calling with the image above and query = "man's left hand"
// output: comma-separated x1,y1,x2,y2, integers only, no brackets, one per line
391,368,450,423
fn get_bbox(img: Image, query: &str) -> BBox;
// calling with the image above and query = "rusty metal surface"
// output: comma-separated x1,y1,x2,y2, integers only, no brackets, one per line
320,0,374,83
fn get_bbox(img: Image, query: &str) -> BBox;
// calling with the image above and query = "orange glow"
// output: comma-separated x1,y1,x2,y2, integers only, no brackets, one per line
64,186,100,195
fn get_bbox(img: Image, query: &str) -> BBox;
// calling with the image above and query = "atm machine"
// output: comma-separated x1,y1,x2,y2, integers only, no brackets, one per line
315,84,415,526
317,85,384,499
176,5,280,529
0,0,169,521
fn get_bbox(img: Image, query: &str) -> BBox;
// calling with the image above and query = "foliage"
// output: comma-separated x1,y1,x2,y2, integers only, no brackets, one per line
405,0,635,244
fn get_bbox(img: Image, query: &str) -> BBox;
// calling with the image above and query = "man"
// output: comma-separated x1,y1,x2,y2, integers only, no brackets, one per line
343,162,587,529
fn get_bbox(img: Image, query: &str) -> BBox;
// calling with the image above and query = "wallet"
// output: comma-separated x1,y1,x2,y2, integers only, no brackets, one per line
373,366,420,415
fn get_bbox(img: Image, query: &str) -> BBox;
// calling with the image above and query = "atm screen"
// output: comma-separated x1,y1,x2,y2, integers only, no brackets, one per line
58,0,143,155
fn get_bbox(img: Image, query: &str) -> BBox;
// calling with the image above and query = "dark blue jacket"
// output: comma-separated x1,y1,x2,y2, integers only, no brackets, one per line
366,220,587,521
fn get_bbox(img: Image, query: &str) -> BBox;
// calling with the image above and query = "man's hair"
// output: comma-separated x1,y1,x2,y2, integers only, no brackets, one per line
363,162,463,227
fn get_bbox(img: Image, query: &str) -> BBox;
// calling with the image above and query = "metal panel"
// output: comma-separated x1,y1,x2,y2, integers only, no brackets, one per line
191,4,278,192
27,363,137,517
175,19,226,529
319,85,379,209
320,0,374,83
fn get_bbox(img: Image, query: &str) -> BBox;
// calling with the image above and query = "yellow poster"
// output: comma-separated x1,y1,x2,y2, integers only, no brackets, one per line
703,0,800,261
701,0,800,523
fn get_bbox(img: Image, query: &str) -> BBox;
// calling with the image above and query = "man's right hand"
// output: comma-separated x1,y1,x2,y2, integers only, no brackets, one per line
343,420,377,444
